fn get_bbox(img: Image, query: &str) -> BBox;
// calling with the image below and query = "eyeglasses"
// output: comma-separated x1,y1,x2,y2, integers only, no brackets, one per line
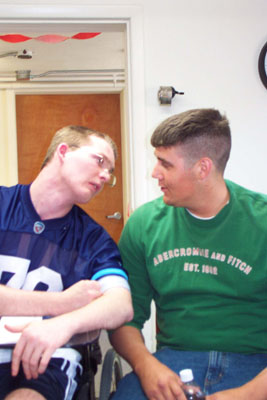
70,145,116,187
92,153,117,188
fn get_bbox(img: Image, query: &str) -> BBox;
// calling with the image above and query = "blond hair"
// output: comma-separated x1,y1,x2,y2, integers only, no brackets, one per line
41,125,117,169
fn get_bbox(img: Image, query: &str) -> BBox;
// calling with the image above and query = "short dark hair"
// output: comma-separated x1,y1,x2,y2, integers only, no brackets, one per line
151,108,231,173
41,125,117,169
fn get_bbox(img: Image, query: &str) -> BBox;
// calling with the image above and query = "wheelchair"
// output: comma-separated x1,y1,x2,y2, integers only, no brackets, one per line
74,337,123,400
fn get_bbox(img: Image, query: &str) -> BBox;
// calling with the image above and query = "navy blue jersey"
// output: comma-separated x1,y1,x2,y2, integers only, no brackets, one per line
0,184,127,293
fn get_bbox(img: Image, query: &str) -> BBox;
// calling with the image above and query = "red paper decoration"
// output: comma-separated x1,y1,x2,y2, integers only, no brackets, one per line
0,33,101,43
71,33,101,40
0,34,30,43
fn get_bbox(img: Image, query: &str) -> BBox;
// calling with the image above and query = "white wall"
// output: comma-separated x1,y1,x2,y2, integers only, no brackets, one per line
140,0,267,199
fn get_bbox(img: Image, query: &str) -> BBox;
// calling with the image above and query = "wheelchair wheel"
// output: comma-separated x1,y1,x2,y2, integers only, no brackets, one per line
99,348,123,400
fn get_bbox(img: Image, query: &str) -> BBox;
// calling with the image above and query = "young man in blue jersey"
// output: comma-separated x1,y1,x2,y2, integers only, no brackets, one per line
0,125,133,400
109,108,267,400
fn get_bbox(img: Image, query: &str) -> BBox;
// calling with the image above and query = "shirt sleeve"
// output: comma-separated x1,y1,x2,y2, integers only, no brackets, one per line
89,232,130,294
96,275,130,292
77,211,129,288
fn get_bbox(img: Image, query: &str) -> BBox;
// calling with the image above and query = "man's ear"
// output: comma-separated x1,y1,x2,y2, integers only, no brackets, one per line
196,157,213,180
57,143,69,161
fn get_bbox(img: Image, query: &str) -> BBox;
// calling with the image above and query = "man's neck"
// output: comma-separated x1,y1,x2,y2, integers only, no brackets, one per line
30,171,72,220
186,179,230,219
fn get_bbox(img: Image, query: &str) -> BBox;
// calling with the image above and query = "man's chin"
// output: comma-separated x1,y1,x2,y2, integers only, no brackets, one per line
77,191,96,205
162,196,174,207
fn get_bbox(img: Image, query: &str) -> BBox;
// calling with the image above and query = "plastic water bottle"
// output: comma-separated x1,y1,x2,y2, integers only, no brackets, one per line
179,369,206,400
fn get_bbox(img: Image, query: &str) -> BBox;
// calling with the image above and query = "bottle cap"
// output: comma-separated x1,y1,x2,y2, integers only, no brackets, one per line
179,368,194,383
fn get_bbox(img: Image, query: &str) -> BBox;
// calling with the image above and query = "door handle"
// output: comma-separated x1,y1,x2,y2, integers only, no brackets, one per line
106,211,122,220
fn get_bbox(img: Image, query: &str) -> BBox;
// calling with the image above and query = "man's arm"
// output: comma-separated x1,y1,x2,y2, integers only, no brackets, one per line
9,286,133,380
111,208,186,399
110,325,186,400
207,368,267,400
0,280,102,316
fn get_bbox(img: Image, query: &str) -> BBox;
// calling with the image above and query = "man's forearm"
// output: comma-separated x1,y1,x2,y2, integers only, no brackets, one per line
53,287,133,339
0,279,102,317
0,284,65,316
4,286,132,381
110,325,154,374
208,368,267,400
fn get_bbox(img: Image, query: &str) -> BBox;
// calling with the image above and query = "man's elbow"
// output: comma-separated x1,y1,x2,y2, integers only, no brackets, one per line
116,294,134,326
110,304,133,330
108,289,134,329
124,301,134,323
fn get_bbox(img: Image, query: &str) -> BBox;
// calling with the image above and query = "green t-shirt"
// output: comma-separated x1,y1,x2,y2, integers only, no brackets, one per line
119,180,267,354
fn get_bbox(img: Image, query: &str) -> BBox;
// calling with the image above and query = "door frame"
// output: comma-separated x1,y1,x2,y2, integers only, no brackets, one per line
0,3,148,214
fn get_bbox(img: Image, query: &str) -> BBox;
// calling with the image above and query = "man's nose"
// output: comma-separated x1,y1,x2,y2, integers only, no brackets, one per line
99,169,110,182
152,164,162,180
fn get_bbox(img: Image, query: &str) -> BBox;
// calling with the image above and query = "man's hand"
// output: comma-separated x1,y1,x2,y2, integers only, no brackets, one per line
136,355,187,400
60,280,102,314
207,388,247,400
110,326,186,400
6,317,72,380
207,369,267,400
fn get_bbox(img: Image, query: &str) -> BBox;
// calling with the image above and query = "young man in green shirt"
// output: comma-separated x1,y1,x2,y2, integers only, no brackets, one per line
110,108,267,399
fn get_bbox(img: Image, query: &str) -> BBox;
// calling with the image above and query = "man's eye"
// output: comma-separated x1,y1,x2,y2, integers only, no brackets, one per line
97,157,104,165
161,161,171,169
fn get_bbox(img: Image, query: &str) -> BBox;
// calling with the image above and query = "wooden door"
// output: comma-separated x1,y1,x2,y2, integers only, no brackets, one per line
16,94,123,243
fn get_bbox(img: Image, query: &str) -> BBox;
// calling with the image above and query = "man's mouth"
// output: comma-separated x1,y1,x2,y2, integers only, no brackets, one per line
89,182,101,192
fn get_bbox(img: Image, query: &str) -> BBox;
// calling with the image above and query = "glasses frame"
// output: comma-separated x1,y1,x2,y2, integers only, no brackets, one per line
69,145,116,188
93,153,116,187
